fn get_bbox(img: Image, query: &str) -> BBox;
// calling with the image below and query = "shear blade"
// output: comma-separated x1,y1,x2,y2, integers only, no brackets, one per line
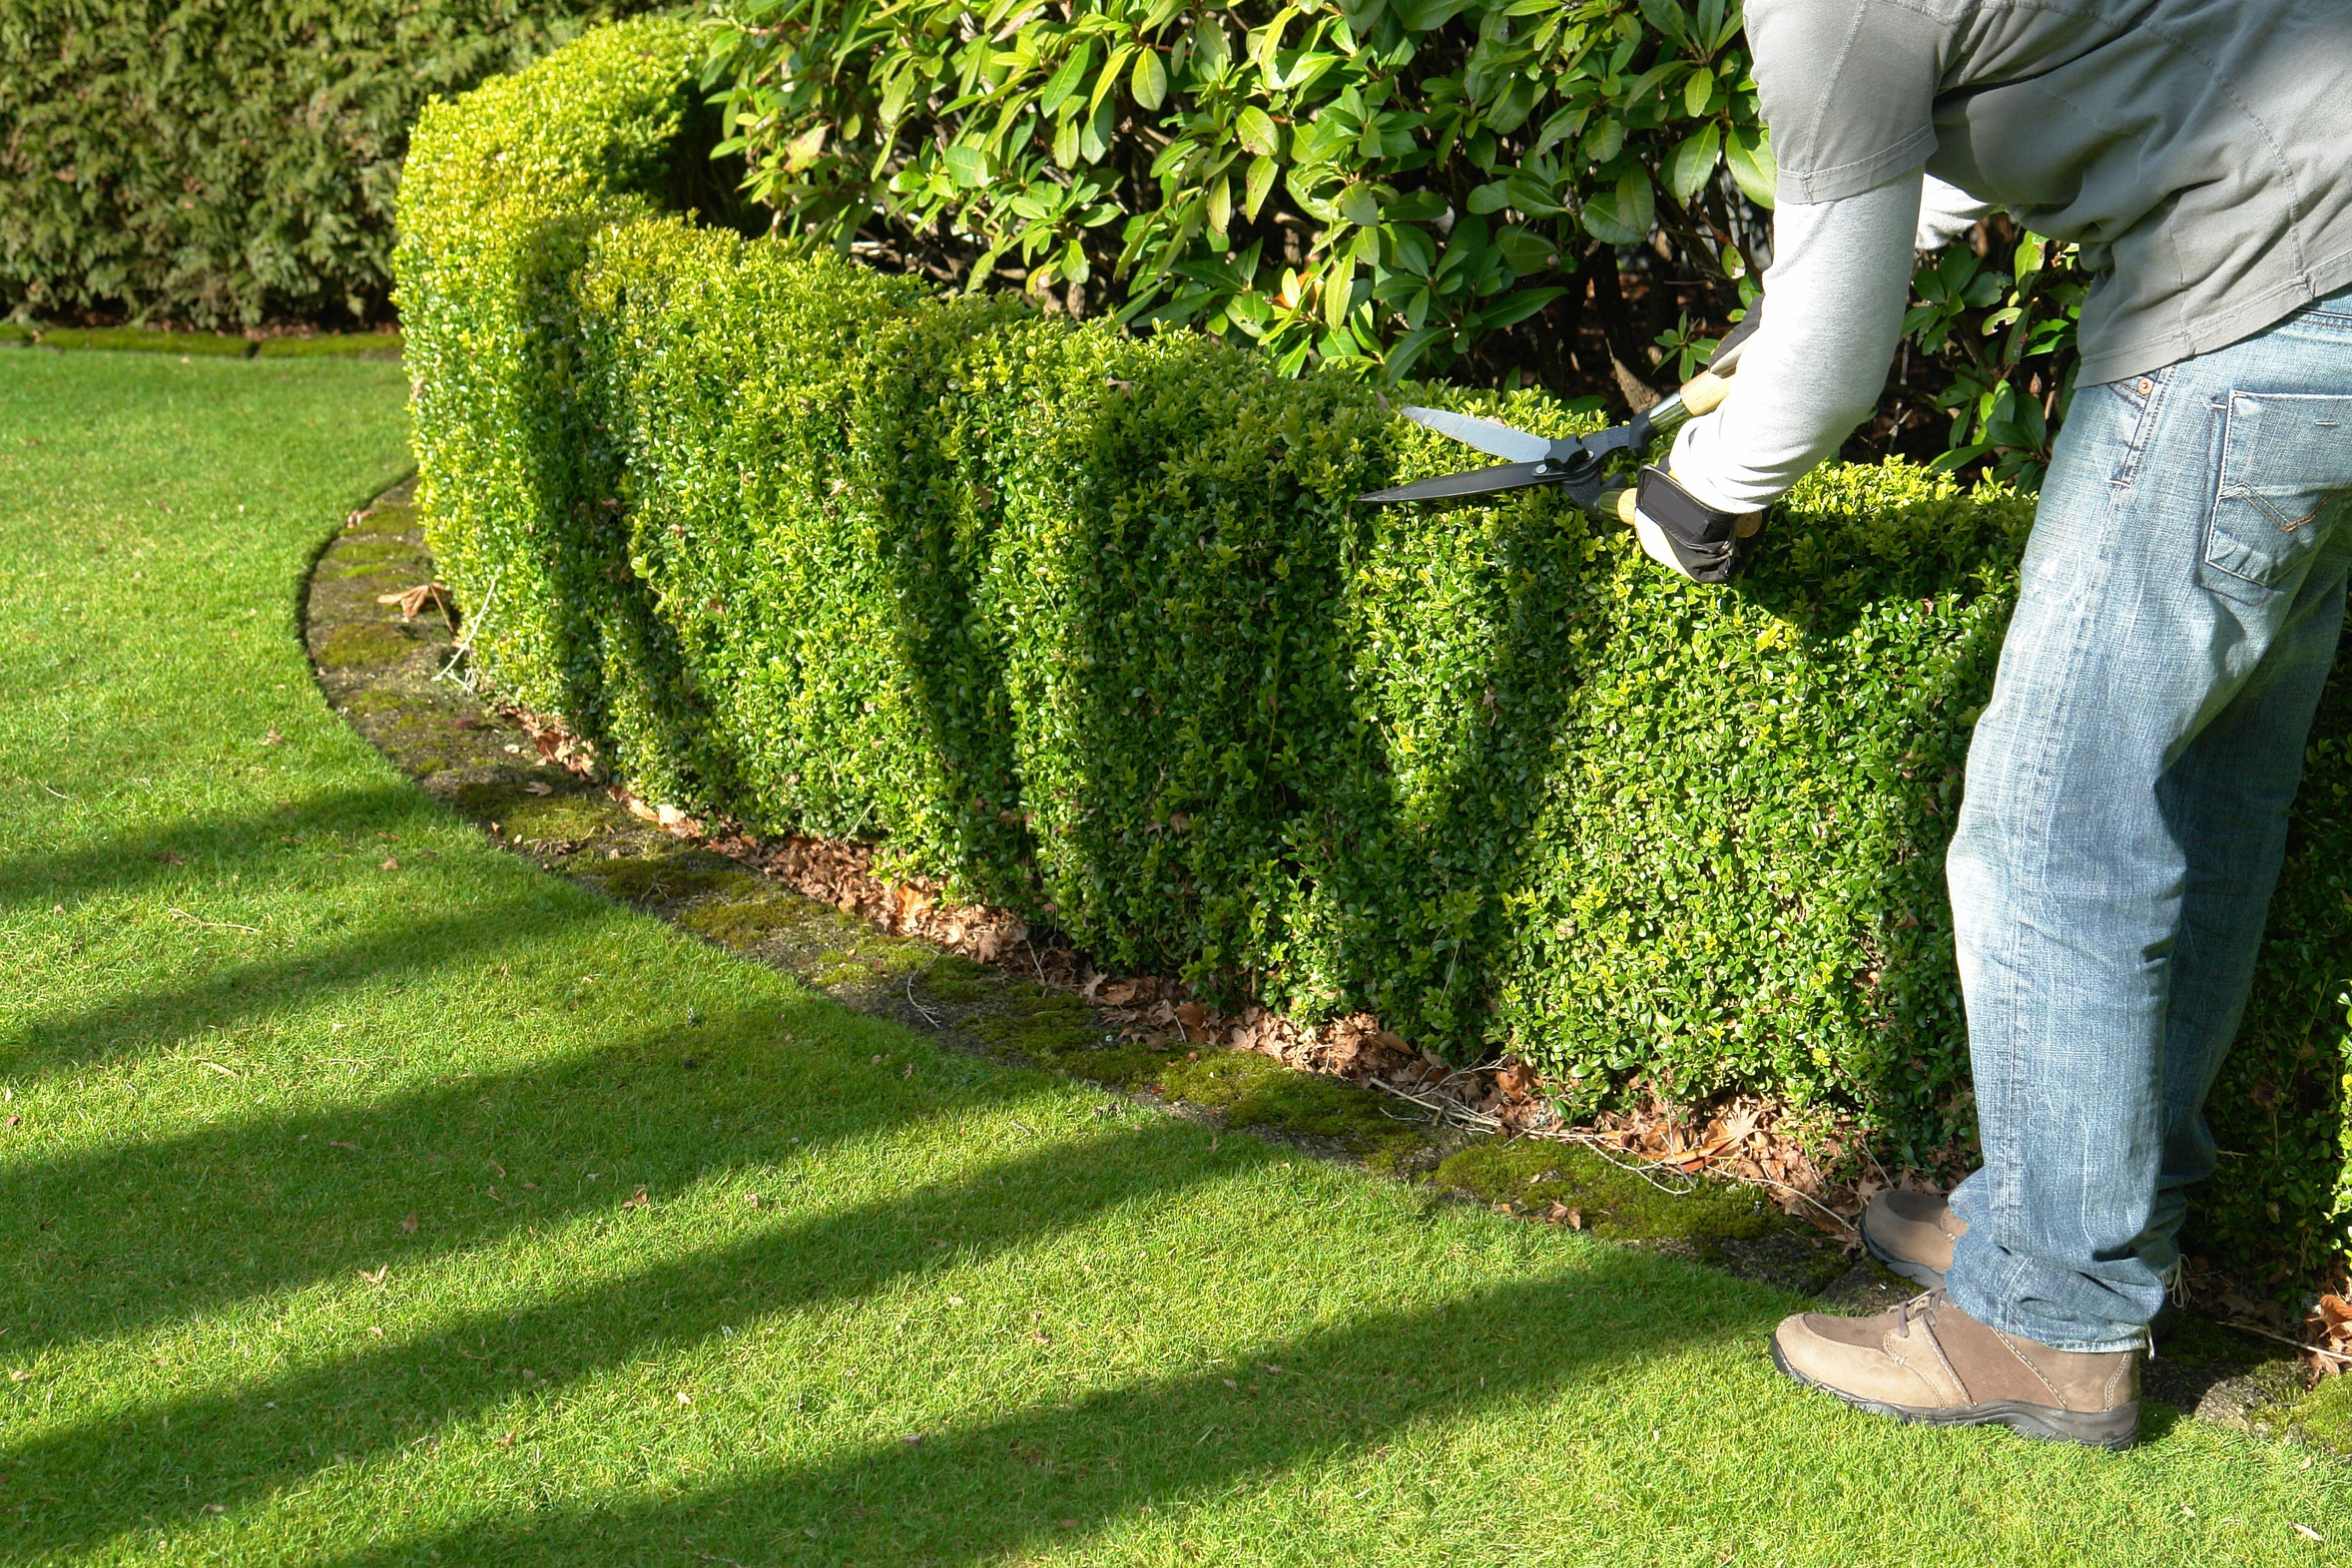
1401,406,1551,464
1359,460,1555,506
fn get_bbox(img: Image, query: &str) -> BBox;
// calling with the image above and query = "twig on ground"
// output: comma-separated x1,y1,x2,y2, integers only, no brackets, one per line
168,907,261,934
1549,1129,1701,1195
2223,1319,2352,1367
435,567,501,691
1374,1076,1861,1235
1368,1075,1502,1134
40,783,70,799
904,967,942,1028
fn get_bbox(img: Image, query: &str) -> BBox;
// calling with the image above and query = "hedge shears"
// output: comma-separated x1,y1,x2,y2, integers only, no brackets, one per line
1359,307,1760,519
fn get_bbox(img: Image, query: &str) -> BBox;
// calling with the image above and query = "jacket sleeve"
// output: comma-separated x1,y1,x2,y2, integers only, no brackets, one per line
1917,173,1995,253
1666,170,1923,514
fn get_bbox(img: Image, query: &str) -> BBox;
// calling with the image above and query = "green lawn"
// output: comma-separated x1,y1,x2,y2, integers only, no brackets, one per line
2,346,2348,1566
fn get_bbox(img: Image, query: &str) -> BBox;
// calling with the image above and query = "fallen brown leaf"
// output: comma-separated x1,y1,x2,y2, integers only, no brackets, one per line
359,1267,387,1285
624,1190,649,1210
376,582,452,621
522,782,552,796
494,1430,516,1448
400,1212,418,1233
327,1139,358,1151
379,856,398,870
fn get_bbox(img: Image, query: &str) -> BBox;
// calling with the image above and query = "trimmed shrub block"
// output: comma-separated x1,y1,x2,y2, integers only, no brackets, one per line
399,21,2352,1280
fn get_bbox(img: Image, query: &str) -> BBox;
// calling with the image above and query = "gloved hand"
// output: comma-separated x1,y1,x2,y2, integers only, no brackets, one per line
1609,465,1764,584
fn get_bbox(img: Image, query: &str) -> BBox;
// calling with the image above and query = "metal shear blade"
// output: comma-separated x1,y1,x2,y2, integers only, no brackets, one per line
1359,404,1630,512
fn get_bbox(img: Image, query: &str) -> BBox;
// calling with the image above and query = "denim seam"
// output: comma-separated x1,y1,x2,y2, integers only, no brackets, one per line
2107,370,2170,492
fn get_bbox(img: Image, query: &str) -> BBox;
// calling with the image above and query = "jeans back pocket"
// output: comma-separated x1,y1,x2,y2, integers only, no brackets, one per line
2201,392,2352,600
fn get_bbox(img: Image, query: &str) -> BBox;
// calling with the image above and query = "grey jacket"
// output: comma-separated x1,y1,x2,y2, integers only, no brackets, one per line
1747,0,2352,385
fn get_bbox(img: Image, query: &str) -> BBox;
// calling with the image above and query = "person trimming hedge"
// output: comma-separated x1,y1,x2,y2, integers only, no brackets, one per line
1616,0,2352,1448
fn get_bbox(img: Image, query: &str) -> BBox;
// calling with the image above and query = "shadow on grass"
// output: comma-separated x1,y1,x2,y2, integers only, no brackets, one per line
315,1263,1742,1568
0,893,603,1082
2,1101,1385,1558
2,992,1035,1365
0,782,434,911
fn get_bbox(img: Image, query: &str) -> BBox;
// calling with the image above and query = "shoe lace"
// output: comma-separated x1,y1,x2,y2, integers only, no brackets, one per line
1896,1286,1949,1340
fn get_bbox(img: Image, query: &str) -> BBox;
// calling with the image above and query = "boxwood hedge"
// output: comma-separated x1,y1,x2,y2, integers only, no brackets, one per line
398,20,2352,1281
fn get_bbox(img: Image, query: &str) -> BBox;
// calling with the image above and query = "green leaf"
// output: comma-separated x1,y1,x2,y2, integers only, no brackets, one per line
1323,264,1357,332
1664,124,1720,202
1683,64,1716,119
1492,226,1556,273
2014,233,2046,283
1473,284,1570,330
1079,98,1114,163
1725,124,1777,208
1580,168,1654,246
1243,155,1279,220
1466,181,1511,217
1338,183,1383,229
1206,176,1233,239
1383,190,1450,223
1131,48,1168,111
1382,321,1453,380
1392,0,1476,29
1091,46,1135,117
1503,173,1565,217
784,123,829,173
942,145,989,190
1236,106,1280,158
1039,43,1093,117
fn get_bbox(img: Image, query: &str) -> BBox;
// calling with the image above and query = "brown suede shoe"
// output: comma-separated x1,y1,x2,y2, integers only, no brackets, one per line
1860,1189,1967,1289
1771,1289,2139,1449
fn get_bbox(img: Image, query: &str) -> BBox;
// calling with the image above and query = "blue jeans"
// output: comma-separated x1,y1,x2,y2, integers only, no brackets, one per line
1944,286,2352,1353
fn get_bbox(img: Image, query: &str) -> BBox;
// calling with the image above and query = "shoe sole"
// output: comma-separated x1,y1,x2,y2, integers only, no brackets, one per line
1770,1338,2137,1450
1860,1225,1947,1292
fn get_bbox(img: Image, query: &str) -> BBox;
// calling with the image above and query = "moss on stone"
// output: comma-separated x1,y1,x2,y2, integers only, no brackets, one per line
1155,1050,1426,1169
678,896,810,949
1430,1139,1783,1249
338,689,409,718
314,620,416,669
502,794,620,842
916,953,994,1003
324,536,426,577
974,990,1103,1057
350,503,421,536
586,855,760,904
2271,1368,2352,1453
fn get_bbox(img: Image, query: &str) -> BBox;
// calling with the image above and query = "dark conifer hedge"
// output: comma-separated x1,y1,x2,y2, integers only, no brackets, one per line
0,0,648,326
